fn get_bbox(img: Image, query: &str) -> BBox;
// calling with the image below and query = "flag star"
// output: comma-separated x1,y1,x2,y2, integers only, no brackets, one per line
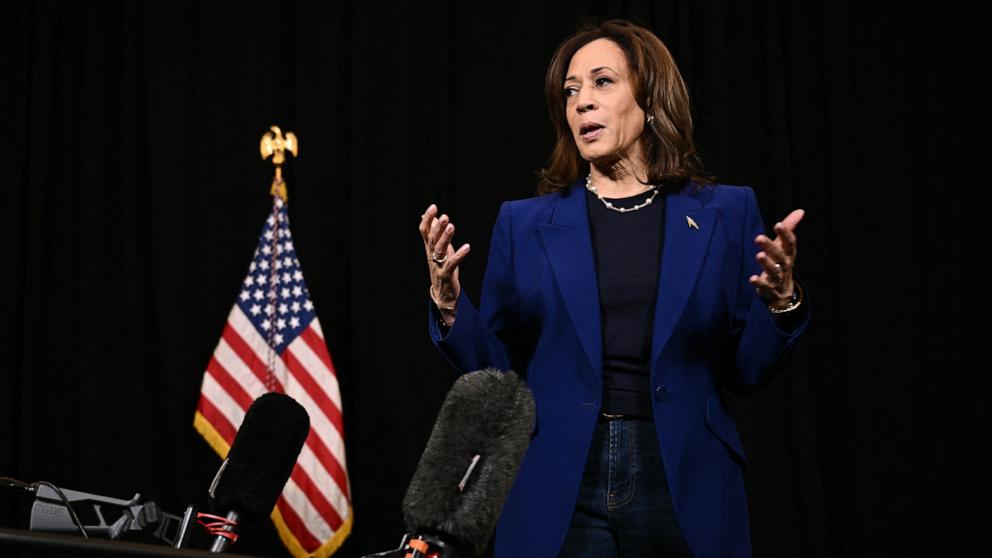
289,317,300,328
283,257,293,267
274,333,284,345
264,230,273,240
282,272,291,283
256,274,267,285
284,229,292,238
261,319,271,331
304,300,314,311
272,274,281,285
281,288,291,298
291,301,301,313
276,198,284,209
243,276,254,286
292,286,303,297
277,318,287,330
253,290,264,301
279,303,289,315
275,259,283,270
239,290,250,301
284,241,294,252
294,259,301,268
262,245,271,255
293,270,303,282
265,304,274,316
275,244,283,256
250,304,261,316
259,260,269,270
267,216,275,226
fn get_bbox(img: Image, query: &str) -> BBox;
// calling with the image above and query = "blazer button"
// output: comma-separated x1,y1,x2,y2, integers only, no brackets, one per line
654,385,668,401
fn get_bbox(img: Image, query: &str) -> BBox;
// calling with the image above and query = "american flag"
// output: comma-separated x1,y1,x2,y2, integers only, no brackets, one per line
194,195,352,557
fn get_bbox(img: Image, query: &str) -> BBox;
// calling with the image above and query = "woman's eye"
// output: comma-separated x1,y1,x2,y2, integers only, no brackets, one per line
563,87,578,98
595,77,613,87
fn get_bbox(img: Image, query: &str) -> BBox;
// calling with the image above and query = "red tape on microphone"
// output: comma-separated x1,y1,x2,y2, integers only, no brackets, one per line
197,512,239,543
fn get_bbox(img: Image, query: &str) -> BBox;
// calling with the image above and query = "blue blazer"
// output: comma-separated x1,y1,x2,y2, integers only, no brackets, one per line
429,181,808,558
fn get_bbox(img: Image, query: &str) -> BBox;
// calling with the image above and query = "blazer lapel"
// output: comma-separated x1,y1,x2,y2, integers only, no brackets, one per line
651,190,716,371
538,188,602,377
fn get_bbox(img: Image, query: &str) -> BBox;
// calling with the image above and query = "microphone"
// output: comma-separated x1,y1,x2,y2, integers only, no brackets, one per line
205,392,310,553
390,368,535,558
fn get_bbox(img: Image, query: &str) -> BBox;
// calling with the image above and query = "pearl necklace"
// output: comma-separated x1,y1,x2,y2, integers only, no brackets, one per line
585,174,660,213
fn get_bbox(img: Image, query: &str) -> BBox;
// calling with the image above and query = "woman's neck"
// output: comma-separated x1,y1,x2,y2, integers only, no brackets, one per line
588,163,652,198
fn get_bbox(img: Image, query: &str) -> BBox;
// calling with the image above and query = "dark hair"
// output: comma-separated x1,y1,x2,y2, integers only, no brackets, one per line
538,19,711,195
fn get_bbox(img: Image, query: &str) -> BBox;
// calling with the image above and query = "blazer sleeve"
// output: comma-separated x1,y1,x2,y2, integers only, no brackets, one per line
731,187,810,387
428,202,517,373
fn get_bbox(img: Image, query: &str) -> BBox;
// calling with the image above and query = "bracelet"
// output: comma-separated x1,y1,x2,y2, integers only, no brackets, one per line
429,285,457,312
768,282,803,314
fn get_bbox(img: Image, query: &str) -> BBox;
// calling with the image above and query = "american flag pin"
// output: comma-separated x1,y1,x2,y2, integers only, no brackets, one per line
686,216,699,230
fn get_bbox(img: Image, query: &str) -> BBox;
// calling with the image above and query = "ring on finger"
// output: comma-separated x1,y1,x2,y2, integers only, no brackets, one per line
773,263,783,273
432,253,447,265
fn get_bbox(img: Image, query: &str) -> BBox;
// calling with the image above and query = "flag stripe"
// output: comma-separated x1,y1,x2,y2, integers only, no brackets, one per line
276,494,323,552
196,395,237,445
300,324,338,378
198,376,243,444
292,326,342,408
302,430,351,500
224,310,288,391
213,337,267,400
295,434,351,515
283,348,343,435
206,355,255,411
288,460,344,531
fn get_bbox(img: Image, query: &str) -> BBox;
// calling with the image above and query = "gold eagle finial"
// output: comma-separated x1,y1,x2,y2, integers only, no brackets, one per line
260,126,298,201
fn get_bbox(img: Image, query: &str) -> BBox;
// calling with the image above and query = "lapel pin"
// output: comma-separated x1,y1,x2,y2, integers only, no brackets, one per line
686,216,699,230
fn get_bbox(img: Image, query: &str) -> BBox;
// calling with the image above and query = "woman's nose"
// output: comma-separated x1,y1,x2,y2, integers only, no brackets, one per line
575,88,596,113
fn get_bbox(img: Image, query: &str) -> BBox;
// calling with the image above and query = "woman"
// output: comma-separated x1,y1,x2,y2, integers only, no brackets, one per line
418,20,808,558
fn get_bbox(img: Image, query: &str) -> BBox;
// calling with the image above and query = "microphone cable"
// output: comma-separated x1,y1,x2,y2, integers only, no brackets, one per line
1,476,90,539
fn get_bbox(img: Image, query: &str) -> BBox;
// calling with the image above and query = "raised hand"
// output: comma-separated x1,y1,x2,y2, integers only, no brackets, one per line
749,209,804,310
419,204,471,325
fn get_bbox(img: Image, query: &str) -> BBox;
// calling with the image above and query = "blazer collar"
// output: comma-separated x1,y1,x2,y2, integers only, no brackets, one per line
650,187,716,371
538,184,602,377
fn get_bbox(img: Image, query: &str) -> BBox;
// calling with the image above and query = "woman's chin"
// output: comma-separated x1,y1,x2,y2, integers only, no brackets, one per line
583,151,622,168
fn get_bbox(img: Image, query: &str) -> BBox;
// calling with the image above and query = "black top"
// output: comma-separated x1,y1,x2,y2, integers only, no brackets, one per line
586,186,665,419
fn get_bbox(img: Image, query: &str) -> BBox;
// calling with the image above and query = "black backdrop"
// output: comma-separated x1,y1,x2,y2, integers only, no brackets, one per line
2,1,990,557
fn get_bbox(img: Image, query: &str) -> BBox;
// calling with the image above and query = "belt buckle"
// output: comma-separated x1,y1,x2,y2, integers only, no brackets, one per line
601,412,625,421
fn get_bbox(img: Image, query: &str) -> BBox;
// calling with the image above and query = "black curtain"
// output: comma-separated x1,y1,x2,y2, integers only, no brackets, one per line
2,1,989,557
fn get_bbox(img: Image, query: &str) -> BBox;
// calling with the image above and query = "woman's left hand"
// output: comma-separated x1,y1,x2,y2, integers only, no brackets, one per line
750,209,805,310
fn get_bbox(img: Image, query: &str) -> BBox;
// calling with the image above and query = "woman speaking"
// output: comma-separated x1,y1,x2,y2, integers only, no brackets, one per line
418,20,808,558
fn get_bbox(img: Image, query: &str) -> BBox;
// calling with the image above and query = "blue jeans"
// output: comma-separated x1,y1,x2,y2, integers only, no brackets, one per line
558,419,694,557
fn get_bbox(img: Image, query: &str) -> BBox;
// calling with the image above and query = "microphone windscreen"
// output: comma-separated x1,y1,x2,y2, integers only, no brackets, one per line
211,392,310,522
402,369,535,556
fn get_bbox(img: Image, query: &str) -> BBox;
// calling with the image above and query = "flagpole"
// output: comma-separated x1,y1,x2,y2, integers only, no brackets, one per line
259,126,298,390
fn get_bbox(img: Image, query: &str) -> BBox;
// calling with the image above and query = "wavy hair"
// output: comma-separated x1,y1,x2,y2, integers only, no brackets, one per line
538,20,711,195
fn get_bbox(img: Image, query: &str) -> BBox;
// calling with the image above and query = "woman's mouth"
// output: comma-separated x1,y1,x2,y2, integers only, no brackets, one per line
579,122,605,141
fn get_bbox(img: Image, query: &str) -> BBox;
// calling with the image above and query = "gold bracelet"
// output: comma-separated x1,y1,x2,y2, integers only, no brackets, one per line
768,282,803,314
429,285,457,312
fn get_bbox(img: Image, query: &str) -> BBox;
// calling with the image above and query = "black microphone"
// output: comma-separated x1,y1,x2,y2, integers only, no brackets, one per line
396,368,536,558
206,392,310,553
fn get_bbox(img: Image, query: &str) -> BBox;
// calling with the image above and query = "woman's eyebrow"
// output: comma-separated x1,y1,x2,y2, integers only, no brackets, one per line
565,66,619,82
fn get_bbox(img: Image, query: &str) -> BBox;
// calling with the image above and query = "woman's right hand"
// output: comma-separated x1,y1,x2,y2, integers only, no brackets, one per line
419,204,471,325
